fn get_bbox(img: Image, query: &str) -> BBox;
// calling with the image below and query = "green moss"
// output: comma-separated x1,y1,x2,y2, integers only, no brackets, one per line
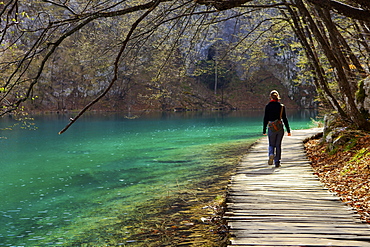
350,148,369,163
356,79,366,103
327,146,339,155
344,138,358,151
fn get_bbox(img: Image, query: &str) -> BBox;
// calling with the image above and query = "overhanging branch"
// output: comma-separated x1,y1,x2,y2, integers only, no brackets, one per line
58,0,162,134
307,0,370,22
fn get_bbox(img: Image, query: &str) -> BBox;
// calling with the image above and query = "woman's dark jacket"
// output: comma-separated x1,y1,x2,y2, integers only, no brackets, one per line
263,101,291,134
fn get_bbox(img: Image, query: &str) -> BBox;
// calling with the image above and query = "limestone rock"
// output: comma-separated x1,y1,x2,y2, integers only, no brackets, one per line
363,76,370,113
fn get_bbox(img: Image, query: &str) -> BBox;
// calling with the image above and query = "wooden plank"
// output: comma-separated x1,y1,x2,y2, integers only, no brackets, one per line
227,224,370,233
226,211,357,216
226,217,361,223
227,221,370,231
226,205,356,212
230,237,370,246
230,234,370,241
226,128,370,247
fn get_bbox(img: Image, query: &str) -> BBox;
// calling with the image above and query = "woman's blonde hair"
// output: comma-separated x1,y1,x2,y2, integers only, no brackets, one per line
270,90,280,100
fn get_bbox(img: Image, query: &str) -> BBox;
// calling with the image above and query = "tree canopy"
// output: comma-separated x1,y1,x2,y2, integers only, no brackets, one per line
1,0,369,132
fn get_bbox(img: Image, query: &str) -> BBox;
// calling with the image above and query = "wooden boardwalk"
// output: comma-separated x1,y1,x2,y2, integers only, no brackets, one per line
225,128,370,247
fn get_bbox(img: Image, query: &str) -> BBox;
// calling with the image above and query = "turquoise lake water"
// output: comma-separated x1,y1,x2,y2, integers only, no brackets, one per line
0,110,317,246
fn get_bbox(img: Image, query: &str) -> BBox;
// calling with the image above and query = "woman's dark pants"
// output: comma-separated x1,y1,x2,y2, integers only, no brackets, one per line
268,129,284,166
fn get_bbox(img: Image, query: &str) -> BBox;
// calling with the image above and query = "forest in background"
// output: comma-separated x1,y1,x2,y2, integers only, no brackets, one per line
0,0,369,132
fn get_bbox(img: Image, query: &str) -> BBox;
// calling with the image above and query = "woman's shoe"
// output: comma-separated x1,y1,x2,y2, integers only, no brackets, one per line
268,155,274,165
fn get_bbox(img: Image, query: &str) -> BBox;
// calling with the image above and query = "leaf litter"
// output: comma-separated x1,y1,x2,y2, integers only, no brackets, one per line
305,133,370,224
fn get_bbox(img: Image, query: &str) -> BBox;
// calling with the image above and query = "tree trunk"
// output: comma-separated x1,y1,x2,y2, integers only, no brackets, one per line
292,0,370,130
282,2,348,119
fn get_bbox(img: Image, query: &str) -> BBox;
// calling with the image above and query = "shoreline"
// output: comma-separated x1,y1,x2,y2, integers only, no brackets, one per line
58,139,256,246
124,141,255,246
16,107,314,118
126,128,370,246
125,128,325,246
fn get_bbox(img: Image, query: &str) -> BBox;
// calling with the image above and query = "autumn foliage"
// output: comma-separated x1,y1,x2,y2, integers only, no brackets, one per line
305,134,370,223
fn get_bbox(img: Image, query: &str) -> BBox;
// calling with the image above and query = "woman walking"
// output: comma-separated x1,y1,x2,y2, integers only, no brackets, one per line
263,90,291,167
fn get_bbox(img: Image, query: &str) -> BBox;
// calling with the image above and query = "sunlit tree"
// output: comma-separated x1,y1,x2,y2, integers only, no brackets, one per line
1,0,369,132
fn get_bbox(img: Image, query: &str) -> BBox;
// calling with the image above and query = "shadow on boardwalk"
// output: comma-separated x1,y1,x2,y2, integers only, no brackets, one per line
225,128,370,247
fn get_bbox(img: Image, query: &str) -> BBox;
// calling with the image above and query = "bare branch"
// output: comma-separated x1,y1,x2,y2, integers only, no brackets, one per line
58,0,162,134
307,0,370,22
42,0,77,15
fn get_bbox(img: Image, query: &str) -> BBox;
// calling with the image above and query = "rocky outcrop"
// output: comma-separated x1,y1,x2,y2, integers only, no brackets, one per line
364,77,370,113
191,14,318,109
322,113,367,153
263,44,317,109
356,76,370,115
